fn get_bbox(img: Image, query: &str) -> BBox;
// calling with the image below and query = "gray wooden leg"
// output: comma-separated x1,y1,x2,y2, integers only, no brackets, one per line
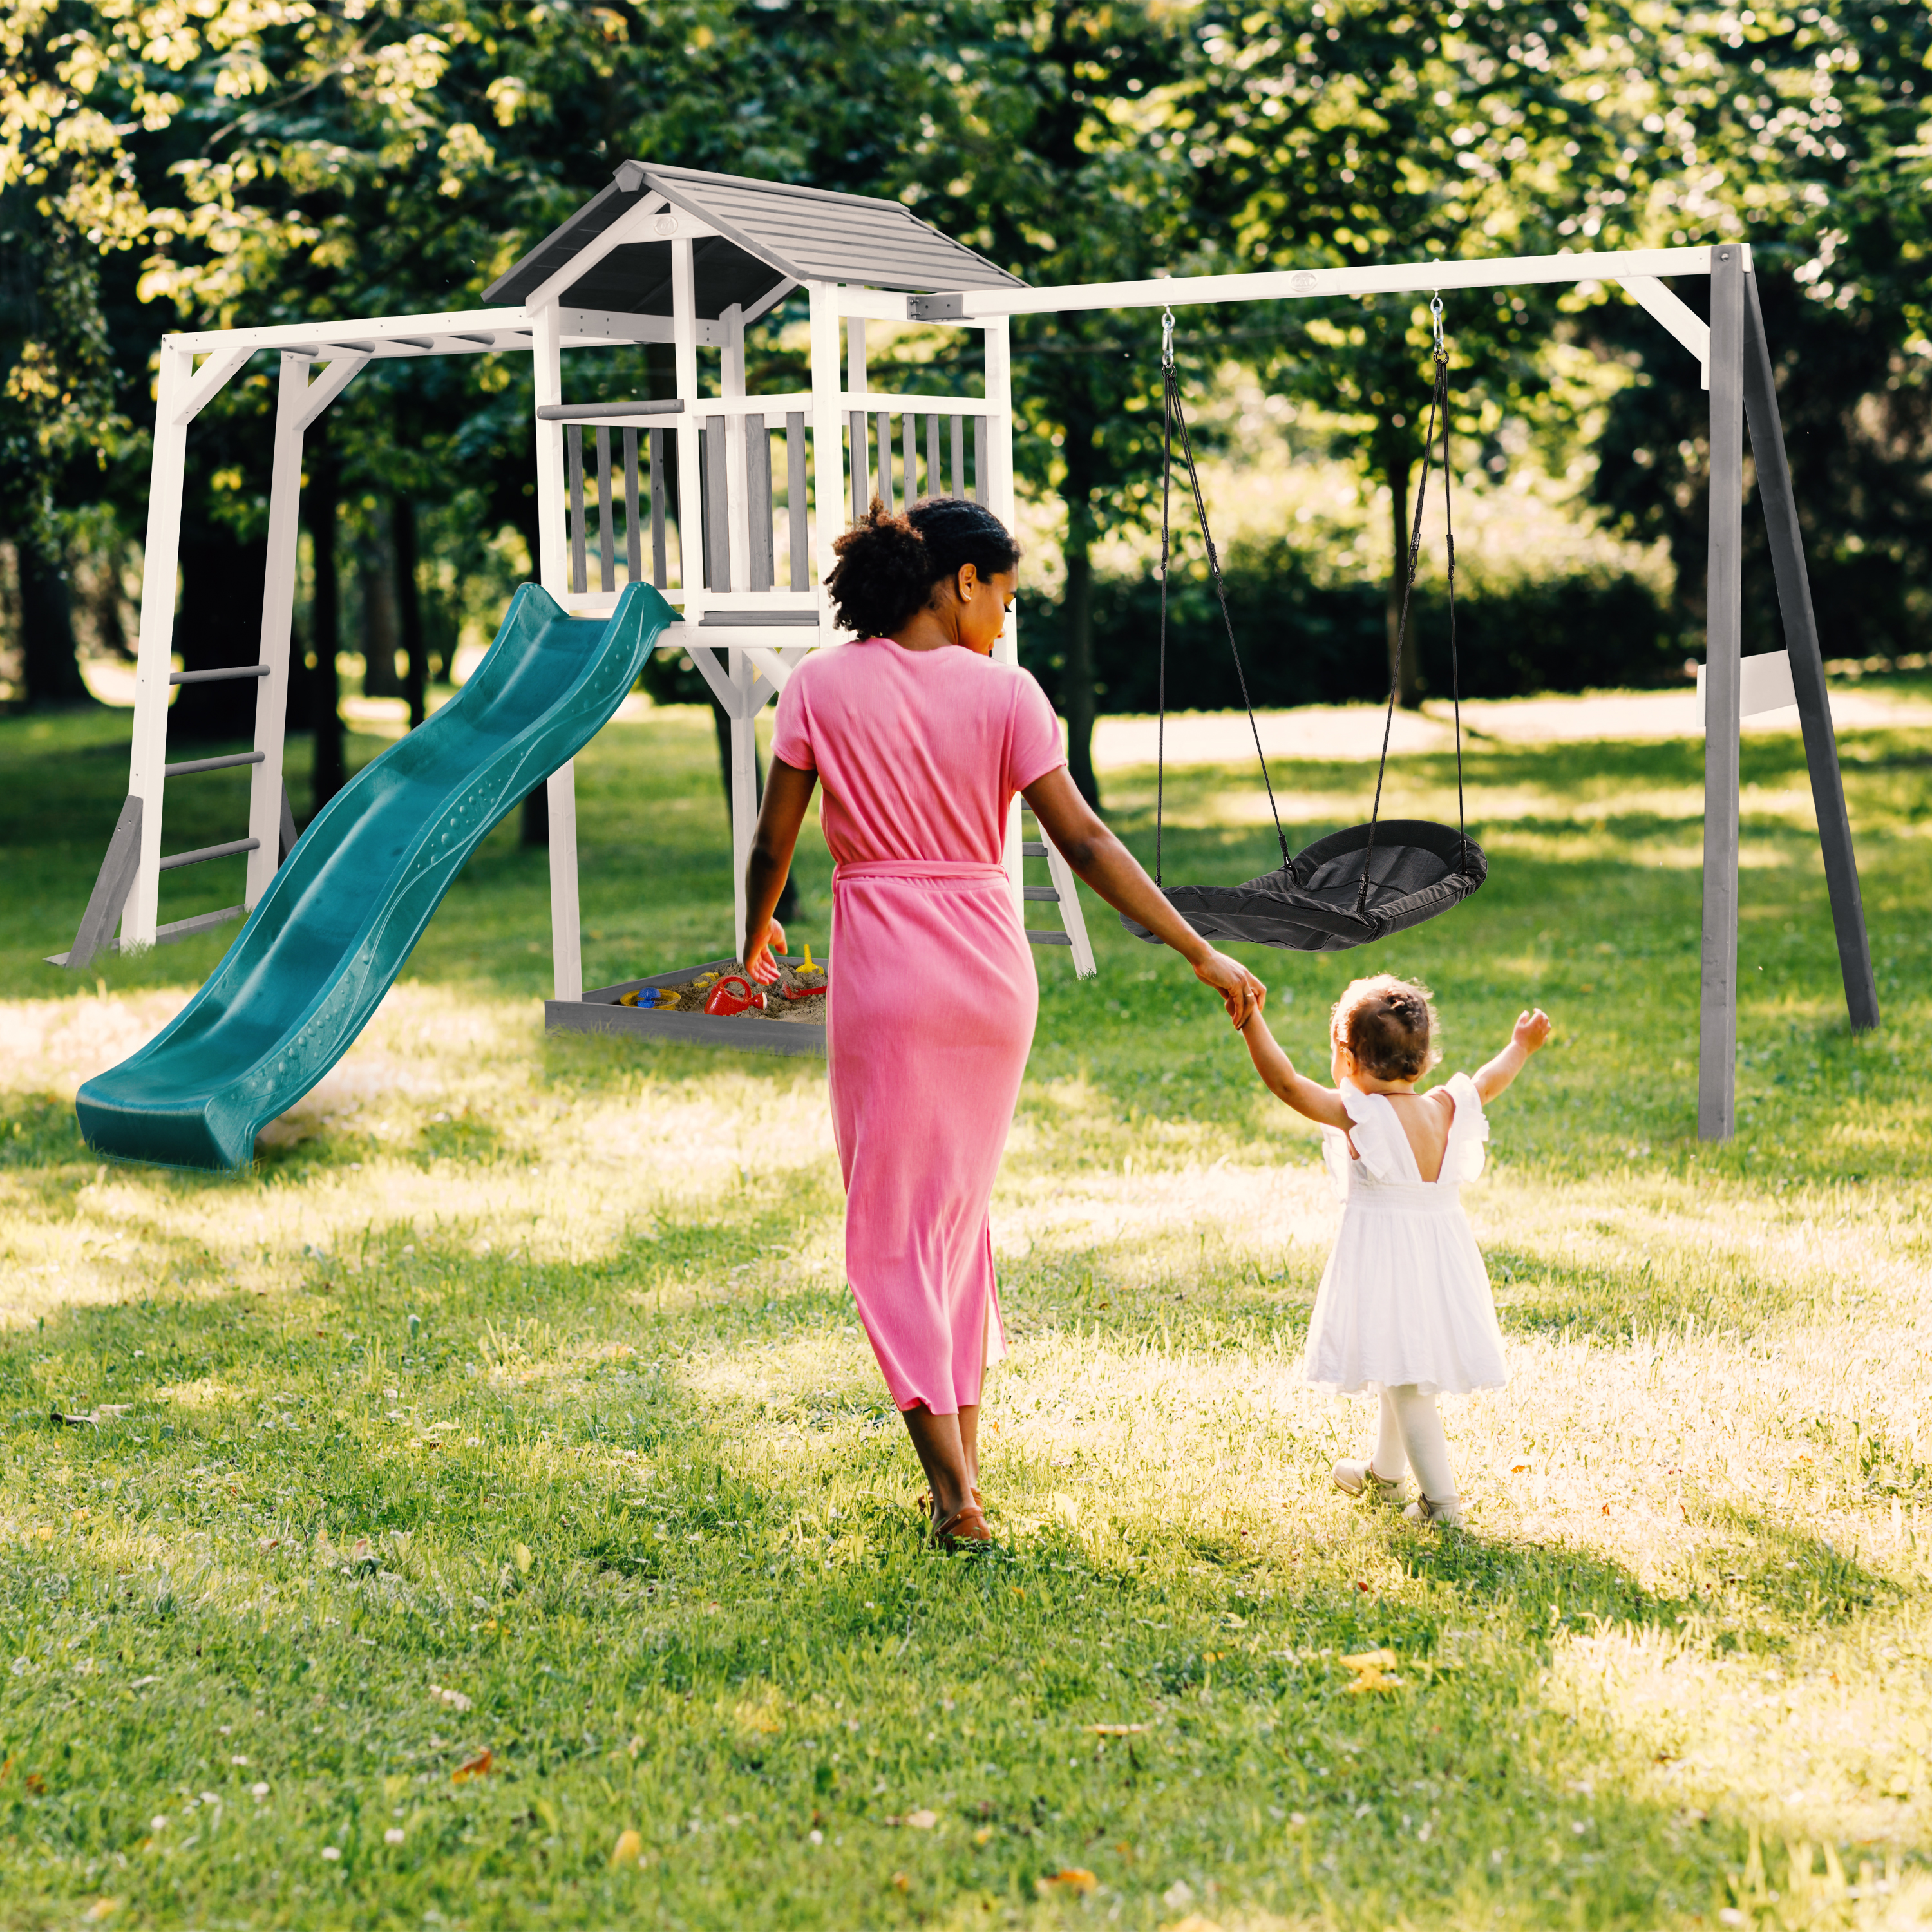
62,795,144,971
1740,272,1879,1032
1700,245,1747,1142
278,782,299,864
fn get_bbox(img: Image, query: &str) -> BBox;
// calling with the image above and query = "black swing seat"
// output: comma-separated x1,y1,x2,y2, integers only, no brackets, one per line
1122,819,1486,953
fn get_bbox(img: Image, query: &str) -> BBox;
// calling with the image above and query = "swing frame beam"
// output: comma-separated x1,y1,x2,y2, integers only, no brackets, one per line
907,240,1878,1142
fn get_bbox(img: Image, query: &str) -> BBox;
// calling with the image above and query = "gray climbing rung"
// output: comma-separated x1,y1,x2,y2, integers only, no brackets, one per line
1021,841,1048,857
164,751,265,777
1027,930,1073,946
1022,886,1060,900
171,665,269,685
158,837,260,871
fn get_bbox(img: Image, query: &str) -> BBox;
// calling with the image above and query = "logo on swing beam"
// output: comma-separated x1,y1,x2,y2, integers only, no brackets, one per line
1290,271,1320,294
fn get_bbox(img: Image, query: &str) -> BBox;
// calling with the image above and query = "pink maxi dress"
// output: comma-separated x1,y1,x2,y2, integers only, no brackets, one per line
771,636,1066,1415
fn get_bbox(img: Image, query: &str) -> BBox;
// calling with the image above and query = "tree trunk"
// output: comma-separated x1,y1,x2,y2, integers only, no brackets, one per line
359,502,402,697
1059,437,1101,808
395,494,426,728
17,538,92,706
1386,448,1422,709
308,438,345,810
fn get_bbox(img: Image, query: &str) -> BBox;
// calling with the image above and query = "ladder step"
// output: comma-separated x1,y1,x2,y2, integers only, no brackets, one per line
164,751,265,778
1021,841,1048,857
170,665,269,685
1021,886,1060,900
158,837,260,872
1027,929,1073,946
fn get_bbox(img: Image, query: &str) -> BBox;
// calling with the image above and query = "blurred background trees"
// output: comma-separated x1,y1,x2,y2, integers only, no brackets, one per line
2,0,1926,809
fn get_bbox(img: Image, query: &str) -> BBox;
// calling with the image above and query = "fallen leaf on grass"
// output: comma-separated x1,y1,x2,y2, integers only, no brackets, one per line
1038,1868,1097,1895
452,1750,493,1783
82,1900,122,1922
891,1871,910,1891
609,1828,643,1869
1339,1649,1401,1694
25,1774,46,1794
1089,1724,1147,1737
511,1543,533,1575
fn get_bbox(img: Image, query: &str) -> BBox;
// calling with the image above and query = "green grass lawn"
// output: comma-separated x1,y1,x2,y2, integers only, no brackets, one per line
4,694,1932,1930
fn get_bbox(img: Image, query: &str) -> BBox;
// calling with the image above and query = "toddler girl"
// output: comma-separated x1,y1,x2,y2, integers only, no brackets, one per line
1238,974,1550,1526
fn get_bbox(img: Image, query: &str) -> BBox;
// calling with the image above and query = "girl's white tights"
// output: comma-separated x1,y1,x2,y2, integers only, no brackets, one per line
1370,1384,1457,1502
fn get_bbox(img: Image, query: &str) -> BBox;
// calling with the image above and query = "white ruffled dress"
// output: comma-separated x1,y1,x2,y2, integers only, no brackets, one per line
1302,1074,1507,1397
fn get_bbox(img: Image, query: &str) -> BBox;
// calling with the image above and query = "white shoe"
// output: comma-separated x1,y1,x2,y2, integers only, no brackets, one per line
1403,1494,1464,1527
1332,1459,1407,1505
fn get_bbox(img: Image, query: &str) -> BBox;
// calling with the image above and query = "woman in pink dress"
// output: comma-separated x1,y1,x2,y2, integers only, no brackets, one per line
744,498,1263,1546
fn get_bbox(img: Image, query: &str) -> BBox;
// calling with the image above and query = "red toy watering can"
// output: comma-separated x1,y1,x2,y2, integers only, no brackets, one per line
702,974,764,1017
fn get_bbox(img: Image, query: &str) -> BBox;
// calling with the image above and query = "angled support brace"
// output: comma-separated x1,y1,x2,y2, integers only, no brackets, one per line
53,796,143,971
1698,245,1747,1142
171,345,256,426
1616,275,1711,389
1741,272,1879,1032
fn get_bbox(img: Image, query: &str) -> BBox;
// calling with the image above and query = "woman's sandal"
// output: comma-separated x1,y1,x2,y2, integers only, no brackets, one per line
931,1499,993,1548
1403,1494,1464,1527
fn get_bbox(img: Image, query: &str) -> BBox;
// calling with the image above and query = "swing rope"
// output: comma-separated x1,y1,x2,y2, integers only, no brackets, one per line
1155,307,1291,880
1358,295,1468,911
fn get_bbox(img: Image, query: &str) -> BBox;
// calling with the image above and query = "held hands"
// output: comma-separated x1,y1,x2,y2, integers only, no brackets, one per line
1513,1008,1553,1054
744,916,788,985
1193,948,1266,1028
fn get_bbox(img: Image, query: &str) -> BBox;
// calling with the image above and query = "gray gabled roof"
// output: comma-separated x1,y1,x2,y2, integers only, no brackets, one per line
482,162,1024,317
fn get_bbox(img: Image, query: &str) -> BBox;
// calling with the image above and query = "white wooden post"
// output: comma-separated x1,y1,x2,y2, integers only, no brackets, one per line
245,352,310,904
124,340,195,947
671,238,704,610
731,654,759,961
982,314,1026,918
531,299,583,1003
807,282,844,601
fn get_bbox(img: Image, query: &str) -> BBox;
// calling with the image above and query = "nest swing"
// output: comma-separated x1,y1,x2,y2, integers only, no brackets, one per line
1121,299,1486,954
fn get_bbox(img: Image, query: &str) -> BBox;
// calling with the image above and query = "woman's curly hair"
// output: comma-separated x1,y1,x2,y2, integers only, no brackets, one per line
1330,974,1442,1082
824,495,1020,639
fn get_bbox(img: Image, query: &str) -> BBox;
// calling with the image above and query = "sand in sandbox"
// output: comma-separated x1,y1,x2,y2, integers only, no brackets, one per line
661,958,828,1024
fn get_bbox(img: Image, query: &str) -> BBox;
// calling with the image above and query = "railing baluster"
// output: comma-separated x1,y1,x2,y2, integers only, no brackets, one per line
927,415,941,498
951,416,965,498
849,411,866,520
746,413,774,592
596,426,615,593
786,412,808,591
902,412,916,506
705,416,731,591
567,423,587,594
623,428,642,582
650,428,668,588
972,416,987,504
876,410,894,514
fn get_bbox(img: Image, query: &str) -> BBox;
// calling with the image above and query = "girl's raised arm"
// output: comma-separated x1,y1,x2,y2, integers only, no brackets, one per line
1238,1011,1352,1128
1473,1008,1553,1103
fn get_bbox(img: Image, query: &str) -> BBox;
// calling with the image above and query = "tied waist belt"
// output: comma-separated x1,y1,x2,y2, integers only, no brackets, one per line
835,860,1008,887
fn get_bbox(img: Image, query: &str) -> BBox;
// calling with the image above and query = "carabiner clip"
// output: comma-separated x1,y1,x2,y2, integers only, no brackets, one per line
1161,305,1175,372
1430,292,1446,364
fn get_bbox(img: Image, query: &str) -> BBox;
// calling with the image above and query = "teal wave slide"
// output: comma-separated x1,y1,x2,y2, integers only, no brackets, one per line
77,581,675,1171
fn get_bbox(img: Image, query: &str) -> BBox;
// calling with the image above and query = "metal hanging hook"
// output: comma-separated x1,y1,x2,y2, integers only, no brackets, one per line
1430,292,1446,363
1161,306,1175,371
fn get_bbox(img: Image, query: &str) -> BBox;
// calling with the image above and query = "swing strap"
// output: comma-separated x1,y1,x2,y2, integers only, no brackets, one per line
1358,312,1468,911
1154,310,1290,885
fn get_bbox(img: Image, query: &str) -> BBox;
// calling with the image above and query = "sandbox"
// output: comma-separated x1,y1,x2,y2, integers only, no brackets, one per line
544,954,828,1058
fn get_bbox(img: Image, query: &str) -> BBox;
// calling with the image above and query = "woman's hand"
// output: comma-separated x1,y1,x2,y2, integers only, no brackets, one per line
745,916,787,985
1193,947,1265,1028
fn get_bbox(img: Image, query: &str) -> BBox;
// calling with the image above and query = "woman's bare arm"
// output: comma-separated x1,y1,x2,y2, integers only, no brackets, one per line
1237,1010,1352,1128
1023,765,1264,1027
743,757,818,982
